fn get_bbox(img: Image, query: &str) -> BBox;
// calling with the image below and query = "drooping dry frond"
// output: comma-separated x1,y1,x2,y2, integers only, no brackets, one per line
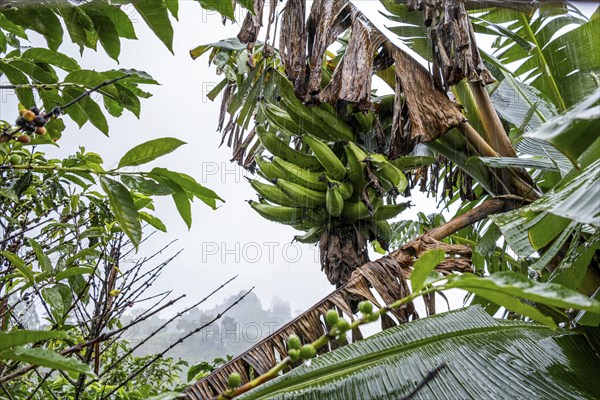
219,0,468,165
237,0,265,50
388,44,466,157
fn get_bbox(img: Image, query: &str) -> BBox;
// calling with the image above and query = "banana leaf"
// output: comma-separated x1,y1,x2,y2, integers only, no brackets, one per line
239,306,600,400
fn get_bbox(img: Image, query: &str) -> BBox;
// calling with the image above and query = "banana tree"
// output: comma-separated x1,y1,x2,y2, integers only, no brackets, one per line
188,0,599,398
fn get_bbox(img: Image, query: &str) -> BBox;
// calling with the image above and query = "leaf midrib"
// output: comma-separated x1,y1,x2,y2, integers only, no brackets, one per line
518,13,566,112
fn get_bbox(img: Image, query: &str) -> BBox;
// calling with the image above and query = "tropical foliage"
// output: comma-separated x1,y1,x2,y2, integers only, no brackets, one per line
1,0,599,399
0,1,230,399
185,0,600,398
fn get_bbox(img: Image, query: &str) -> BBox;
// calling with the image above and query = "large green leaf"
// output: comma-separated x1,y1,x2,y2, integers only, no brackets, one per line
0,251,34,282
87,8,121,61
478,4,596,110
118,138,186,168
133,0,174,54
410,249,444,293
0,346,96,377
515,137,573,176
139,211,167,232
239,307,600,399
170,182,192,229
526,89,600,166
99,176,142,247
503,158,600,227
489,72,557,132
21,48,80,71
0,60,35,107
549,232,600,292
0,330,70,352
28,238,52,273
478,156,559,171
196,0,235,21
150,167,223,209
189,38,246,60
121,175,174,196
446,272,600,328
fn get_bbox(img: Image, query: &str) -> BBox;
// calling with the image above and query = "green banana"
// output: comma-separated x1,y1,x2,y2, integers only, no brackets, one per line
263,103,303,134
374,202,411,220
305,208,328,225
326,178,353,200
302,135,346,180
373,220,392,247
284,97,354,141
389,155,436,171
272,156,328,191
378,163,409,193
255,155,285,181
353,109,377,134
276,178,327,207
271,69,354,141
345,141,369,162
249,201,304,225
309,103,354,141
257,127,322,171
280,98,338,142
294,226,324,244
341,199,372,220
326,184,344,217
249,179,296,207
345,142,368,182
367,154,409,193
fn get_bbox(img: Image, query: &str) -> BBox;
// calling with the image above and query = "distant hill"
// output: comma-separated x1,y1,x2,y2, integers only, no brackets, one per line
124,292,292,366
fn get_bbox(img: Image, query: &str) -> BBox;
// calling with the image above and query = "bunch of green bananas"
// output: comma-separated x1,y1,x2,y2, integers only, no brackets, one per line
247,69,411,248
249,122,410,247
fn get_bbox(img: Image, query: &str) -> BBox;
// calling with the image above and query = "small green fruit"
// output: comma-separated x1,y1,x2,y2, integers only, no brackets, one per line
227,372,242,389
300,344,316,360
367,313,380,323
8,154,21,165
288,348,301,361
336,319,350,332
358,301,373,315
287,334,301,350
325,309,339,326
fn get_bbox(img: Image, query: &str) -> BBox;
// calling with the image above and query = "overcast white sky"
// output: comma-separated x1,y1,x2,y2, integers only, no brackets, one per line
2,1,595,321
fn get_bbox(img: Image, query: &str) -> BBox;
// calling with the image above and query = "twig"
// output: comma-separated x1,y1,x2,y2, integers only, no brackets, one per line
95,275,239,381
61,75,131,110
102,287,255,400
0,294,186,383
0,382,15,400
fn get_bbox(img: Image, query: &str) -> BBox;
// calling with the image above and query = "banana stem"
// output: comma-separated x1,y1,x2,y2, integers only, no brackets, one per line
467,82,517,158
